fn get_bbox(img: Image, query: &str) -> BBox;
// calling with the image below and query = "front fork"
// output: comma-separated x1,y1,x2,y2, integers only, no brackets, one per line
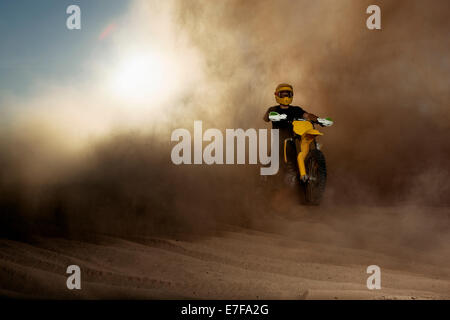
284,136,315,182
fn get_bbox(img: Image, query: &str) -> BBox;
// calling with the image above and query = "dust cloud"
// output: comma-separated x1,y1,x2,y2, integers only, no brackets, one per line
0,0,448,260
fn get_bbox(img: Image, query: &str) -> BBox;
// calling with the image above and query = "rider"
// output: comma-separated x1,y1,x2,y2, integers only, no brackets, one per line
263,83,319,127
263,83,330,185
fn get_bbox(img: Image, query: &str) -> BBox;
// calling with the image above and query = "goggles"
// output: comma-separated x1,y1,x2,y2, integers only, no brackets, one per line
276,90,293,98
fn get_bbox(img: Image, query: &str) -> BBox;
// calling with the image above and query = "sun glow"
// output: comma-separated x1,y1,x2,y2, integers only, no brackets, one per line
110,52,169,103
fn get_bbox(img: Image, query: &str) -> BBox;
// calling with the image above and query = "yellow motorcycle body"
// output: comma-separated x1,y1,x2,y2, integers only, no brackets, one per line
284,120,323,179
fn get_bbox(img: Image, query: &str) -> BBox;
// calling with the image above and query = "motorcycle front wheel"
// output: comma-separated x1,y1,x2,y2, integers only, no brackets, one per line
303,149,327,205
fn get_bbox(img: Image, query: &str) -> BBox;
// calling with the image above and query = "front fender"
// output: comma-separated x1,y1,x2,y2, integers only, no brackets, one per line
292,121,323,136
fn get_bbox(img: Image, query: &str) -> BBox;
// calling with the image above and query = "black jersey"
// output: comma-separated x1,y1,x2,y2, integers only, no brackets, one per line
265,105,307,130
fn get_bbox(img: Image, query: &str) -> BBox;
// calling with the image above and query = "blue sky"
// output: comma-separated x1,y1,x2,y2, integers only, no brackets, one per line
0,0,130,95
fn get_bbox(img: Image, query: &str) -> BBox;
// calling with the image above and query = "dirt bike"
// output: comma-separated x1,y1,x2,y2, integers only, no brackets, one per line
269,112,333,205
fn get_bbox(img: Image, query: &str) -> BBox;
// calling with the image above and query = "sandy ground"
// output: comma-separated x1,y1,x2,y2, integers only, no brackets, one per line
0,205,449,300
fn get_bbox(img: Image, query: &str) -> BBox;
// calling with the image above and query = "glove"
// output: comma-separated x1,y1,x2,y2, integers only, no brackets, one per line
317,117,334,127
269,112,287,122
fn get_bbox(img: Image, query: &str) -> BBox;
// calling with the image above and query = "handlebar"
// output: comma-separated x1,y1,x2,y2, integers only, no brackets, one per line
268,112,333,127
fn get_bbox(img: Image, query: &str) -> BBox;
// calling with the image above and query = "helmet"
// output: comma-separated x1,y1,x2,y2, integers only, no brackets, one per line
274,83,293,106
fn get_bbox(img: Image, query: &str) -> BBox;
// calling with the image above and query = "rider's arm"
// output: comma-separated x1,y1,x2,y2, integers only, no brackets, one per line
263,107,275,122
303,112,319,122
